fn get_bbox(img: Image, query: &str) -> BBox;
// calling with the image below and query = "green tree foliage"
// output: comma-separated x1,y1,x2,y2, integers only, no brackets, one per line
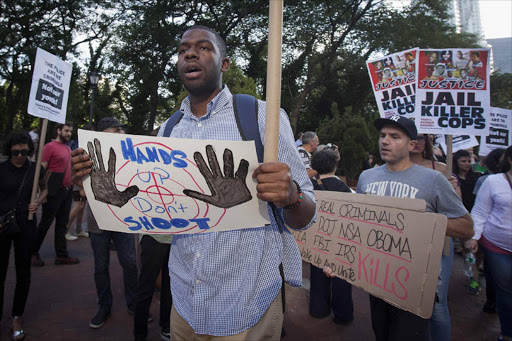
317,104,373,179
490,72,512,109
0,1,114,134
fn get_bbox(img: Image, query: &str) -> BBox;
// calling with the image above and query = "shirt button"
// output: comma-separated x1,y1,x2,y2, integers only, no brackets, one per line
196,280,200,284
196,253,201,258
197,122,203,128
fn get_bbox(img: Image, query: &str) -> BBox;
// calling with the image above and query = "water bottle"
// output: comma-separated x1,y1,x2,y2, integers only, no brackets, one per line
464,252,475,278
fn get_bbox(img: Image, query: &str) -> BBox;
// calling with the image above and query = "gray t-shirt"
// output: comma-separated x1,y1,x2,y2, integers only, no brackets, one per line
357,164,467,218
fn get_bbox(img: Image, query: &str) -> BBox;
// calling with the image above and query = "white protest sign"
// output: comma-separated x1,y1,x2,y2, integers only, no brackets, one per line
479,107,511,156
78,130,270,234
27,48,72,123
415,49,491,136
438,134,479,154
293,191,447,319
366,48,418,119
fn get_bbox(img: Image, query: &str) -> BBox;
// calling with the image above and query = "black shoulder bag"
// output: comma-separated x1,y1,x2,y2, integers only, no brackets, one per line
0,161,31,237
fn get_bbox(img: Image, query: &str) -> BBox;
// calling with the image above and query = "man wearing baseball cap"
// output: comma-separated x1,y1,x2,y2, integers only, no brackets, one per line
85,117,141,330
356,115,474,341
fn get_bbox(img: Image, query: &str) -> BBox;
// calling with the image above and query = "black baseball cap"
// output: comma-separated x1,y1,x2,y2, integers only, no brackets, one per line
97,117,126,132
374,115,417,140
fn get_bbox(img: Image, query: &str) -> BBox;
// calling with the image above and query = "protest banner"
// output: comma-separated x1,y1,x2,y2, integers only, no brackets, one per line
27,48,73,219
479,107,511,156
415,49,491,136
78,130,270,235
27,48,72,124
293,191,447,318
437,134,479,154
366,48,418,119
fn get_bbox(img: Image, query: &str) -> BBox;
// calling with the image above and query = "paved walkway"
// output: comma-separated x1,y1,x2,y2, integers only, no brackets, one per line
1,213,501,340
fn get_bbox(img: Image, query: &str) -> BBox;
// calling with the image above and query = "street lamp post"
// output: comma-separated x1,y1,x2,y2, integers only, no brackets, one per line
89,70,100,124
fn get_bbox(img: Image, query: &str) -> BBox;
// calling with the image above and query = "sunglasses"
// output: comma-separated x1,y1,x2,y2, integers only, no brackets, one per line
416,136,427,141
11,149,30,156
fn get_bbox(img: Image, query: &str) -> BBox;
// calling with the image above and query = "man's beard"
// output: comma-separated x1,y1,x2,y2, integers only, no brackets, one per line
60,134,71,142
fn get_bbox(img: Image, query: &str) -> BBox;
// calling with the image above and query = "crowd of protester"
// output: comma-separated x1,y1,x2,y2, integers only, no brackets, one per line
1,123,509,341
1,24,510,341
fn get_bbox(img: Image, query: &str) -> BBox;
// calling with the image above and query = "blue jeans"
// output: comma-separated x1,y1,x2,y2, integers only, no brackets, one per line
482,245,512,338
90,231,138,311
427,238,453,341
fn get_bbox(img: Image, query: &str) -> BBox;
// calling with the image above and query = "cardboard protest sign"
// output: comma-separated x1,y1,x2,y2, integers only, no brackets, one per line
437,134,479,154
27,48,72,123
415,49,491,136
367,48,418,118
479,107,511,156
78,130,270,234
293,191,447,319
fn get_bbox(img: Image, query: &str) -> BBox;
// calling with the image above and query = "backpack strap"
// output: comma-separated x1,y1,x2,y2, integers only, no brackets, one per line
233,94,264,163
161,109,184,137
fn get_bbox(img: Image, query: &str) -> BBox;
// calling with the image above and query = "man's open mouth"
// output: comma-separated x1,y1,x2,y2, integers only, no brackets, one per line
184,65,202,78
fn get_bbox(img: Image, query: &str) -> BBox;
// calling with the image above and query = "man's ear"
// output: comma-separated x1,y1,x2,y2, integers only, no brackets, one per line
408,140,416,152
221,58,230,73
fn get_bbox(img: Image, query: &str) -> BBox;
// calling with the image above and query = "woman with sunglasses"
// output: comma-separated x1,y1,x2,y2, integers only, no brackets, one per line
0,132,47,340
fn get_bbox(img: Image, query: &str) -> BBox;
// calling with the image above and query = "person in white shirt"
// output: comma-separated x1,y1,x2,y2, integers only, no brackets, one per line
465,146,512,341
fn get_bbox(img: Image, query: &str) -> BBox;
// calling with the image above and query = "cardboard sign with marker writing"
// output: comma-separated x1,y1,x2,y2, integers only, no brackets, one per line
293,191,447,319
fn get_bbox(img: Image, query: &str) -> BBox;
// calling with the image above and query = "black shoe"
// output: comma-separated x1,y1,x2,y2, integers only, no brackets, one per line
55,256,80,265
31,253,45,267
483,300,496,314
90,309,111,329
333,316,354,325
161,327,170,341
127,310,153,322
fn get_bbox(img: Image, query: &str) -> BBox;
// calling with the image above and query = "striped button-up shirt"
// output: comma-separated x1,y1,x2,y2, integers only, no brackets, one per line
158,86,315,336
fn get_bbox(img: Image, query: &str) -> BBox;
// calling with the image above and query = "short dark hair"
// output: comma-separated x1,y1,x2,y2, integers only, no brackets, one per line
55,122,73,135
500,146,512,173
183,25,227,58
302,131,317,145
4,132,34,158
471,51,480,58
484,148,505,174
311,149,340,175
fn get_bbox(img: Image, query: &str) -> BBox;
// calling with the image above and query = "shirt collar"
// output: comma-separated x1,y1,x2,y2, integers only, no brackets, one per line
180,85,233,119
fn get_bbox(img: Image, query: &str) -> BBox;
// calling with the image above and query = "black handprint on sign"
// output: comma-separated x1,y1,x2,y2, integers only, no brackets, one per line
87,138,139,207
183,145,252,208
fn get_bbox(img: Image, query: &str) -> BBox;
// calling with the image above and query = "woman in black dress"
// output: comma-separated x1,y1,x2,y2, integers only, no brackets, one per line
308,147,354,324
0,132,47,340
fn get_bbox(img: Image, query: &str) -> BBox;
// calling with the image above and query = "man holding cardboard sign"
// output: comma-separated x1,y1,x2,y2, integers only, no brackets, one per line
356,115,473,341
72,25,315,340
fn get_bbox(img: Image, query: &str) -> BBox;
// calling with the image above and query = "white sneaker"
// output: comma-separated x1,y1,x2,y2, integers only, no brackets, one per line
77,231,89,238
65,233,78,241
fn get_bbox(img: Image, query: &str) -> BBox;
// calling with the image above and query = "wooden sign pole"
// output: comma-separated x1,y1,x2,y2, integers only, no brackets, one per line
443,134,453,256
28,118,48,220
446,135,453,175
264,0,284,163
